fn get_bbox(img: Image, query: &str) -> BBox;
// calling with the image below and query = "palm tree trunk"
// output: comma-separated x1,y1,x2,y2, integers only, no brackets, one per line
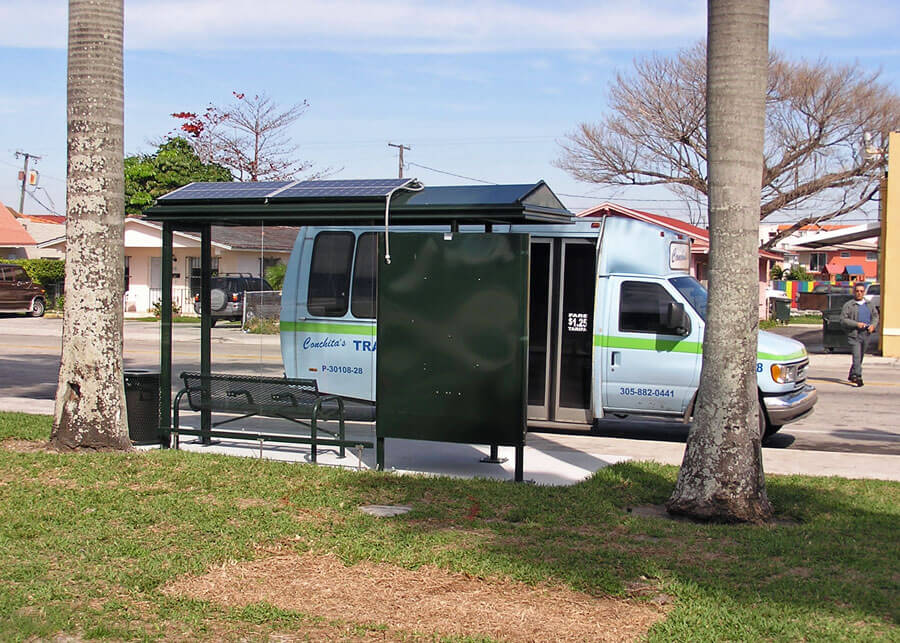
51,0,130,450
667,0,771,522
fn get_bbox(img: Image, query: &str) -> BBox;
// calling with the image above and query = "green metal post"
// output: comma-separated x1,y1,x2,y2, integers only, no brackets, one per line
200,225,212,444
159,223,174,446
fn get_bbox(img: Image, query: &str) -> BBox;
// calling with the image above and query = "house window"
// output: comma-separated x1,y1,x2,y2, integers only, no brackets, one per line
307,231,355,317
866,252,877,262
809,253,827,272
840,251,851,258
124,256,131,292
187,256,220,295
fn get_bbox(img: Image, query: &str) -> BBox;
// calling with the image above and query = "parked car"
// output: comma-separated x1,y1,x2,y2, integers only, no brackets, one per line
864,282,880,311
193,274,273,326
0,263,46,317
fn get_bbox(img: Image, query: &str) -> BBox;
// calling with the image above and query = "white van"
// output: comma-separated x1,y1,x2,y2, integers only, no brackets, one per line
280,216,816,437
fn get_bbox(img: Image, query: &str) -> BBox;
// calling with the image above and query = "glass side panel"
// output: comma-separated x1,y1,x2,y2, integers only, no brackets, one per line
527,243,551,407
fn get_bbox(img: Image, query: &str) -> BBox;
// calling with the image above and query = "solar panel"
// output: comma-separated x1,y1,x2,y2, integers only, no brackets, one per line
275,178,414,199
158,178,417,202
158,182,292,201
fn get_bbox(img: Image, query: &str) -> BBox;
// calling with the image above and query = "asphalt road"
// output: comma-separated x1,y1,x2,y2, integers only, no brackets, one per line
1,315,898,457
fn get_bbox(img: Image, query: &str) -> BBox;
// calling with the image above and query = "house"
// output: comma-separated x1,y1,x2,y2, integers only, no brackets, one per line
17,213,66,260
38,217,298,314
760,223,879,280
0,200,37,259
577,202,782,319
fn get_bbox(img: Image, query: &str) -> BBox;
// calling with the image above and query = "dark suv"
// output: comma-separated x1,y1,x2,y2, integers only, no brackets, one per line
193,274,273,326
0,263,46,317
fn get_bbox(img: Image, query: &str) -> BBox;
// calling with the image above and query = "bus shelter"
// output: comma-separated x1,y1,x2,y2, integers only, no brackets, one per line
145,178,572,480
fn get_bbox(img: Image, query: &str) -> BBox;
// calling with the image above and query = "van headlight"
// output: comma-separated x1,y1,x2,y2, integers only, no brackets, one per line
770,363,800,384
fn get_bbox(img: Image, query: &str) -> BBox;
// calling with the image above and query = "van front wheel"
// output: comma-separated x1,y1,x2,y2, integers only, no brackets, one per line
30,298,45,318
758,401,782,440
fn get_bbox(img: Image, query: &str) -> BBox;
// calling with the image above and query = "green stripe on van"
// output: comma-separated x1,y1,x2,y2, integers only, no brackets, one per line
757,348,806,361
593,334,806,361
280,320,376,335
593,334,702,354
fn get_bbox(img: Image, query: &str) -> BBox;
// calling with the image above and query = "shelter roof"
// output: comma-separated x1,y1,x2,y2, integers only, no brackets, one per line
145,179,572,227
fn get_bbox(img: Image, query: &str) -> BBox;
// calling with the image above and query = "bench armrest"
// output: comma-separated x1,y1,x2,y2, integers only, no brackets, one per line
226,389,255,404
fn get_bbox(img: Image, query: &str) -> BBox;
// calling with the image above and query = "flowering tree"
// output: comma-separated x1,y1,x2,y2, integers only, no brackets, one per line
173,92,324,182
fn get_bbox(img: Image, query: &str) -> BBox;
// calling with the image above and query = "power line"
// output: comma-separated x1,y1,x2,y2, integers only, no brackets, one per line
407,162,498,185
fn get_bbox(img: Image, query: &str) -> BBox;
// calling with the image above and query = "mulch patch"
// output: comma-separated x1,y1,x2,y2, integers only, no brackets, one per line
162,551,667,641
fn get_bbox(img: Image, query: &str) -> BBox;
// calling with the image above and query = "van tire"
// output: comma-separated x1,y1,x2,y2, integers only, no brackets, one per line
758,400,782,440
30,298,45,318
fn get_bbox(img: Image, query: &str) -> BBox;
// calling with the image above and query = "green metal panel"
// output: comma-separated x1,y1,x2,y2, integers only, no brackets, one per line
376,233,529,447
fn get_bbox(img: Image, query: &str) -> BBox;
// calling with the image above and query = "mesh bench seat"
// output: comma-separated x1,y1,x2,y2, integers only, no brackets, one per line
172,372,371,461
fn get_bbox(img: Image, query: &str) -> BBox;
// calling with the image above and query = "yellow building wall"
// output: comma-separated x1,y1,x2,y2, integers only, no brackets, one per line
882,132,900,357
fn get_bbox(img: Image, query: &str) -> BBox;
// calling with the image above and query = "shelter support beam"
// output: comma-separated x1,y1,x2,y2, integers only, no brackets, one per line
159,223,173,445
200,225,212,443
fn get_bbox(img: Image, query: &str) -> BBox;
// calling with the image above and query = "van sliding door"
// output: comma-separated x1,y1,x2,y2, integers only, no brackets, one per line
554,240,595,422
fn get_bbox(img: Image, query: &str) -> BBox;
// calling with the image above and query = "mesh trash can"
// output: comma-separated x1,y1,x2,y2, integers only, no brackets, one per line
822,309,850,353
124,370,161,445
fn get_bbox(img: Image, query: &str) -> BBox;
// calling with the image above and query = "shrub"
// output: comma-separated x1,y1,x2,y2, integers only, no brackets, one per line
5,258,65,285
265,262,287,290
151,300,181,319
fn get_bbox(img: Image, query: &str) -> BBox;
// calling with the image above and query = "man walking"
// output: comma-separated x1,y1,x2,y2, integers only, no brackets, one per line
841,283,879,387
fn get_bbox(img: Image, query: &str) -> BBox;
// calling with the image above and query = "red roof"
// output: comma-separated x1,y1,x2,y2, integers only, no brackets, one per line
0,200,36,245
20,214,66,225
577,202,781,260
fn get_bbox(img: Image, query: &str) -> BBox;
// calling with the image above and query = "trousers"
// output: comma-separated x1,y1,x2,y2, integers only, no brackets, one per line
848,331,871,379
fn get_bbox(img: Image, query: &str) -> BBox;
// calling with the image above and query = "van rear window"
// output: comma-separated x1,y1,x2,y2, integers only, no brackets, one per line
351,232,378,319
308,232,355,317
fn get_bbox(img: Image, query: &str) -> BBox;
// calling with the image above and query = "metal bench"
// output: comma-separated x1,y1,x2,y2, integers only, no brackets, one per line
172,372,372,461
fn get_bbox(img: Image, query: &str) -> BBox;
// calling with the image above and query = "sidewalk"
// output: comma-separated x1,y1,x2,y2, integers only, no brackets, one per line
5,397,898,485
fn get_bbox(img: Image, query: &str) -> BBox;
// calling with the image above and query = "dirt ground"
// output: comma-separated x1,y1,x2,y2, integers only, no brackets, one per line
163,551,667,641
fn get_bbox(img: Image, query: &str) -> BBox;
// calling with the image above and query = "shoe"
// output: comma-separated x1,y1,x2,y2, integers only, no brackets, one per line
857,378,864,387
848,374,858,384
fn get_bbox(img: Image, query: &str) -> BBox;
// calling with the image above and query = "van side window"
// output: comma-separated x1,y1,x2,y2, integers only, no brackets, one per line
619,281,679,334
351,232,377,319
308,231,355,317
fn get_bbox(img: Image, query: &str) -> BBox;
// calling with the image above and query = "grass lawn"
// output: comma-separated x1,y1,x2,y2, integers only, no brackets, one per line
1,413,897,641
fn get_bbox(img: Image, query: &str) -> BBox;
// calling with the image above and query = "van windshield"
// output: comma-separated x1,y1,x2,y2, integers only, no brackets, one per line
670,276,707,321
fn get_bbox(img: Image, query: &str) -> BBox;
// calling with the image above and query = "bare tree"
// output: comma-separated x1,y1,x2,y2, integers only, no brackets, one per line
557,43,900,242
51,0,130,451
173,92,324,182
667,0,772,523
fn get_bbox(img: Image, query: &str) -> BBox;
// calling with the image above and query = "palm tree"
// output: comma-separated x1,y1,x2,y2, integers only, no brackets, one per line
50,0,130,450
667,0,772,522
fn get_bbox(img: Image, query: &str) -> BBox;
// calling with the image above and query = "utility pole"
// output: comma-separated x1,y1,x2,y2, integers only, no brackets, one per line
388,142,410,179
15,151,41,213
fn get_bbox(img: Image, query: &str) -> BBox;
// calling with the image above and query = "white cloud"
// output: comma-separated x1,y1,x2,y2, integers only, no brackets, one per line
2,1,705,52
3,1,897,56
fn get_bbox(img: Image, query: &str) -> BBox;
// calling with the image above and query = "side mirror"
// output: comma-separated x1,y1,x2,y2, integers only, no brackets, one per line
664,302,690,336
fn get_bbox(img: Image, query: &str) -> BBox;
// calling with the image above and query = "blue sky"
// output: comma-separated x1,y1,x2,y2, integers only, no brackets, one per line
1,0,898,221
